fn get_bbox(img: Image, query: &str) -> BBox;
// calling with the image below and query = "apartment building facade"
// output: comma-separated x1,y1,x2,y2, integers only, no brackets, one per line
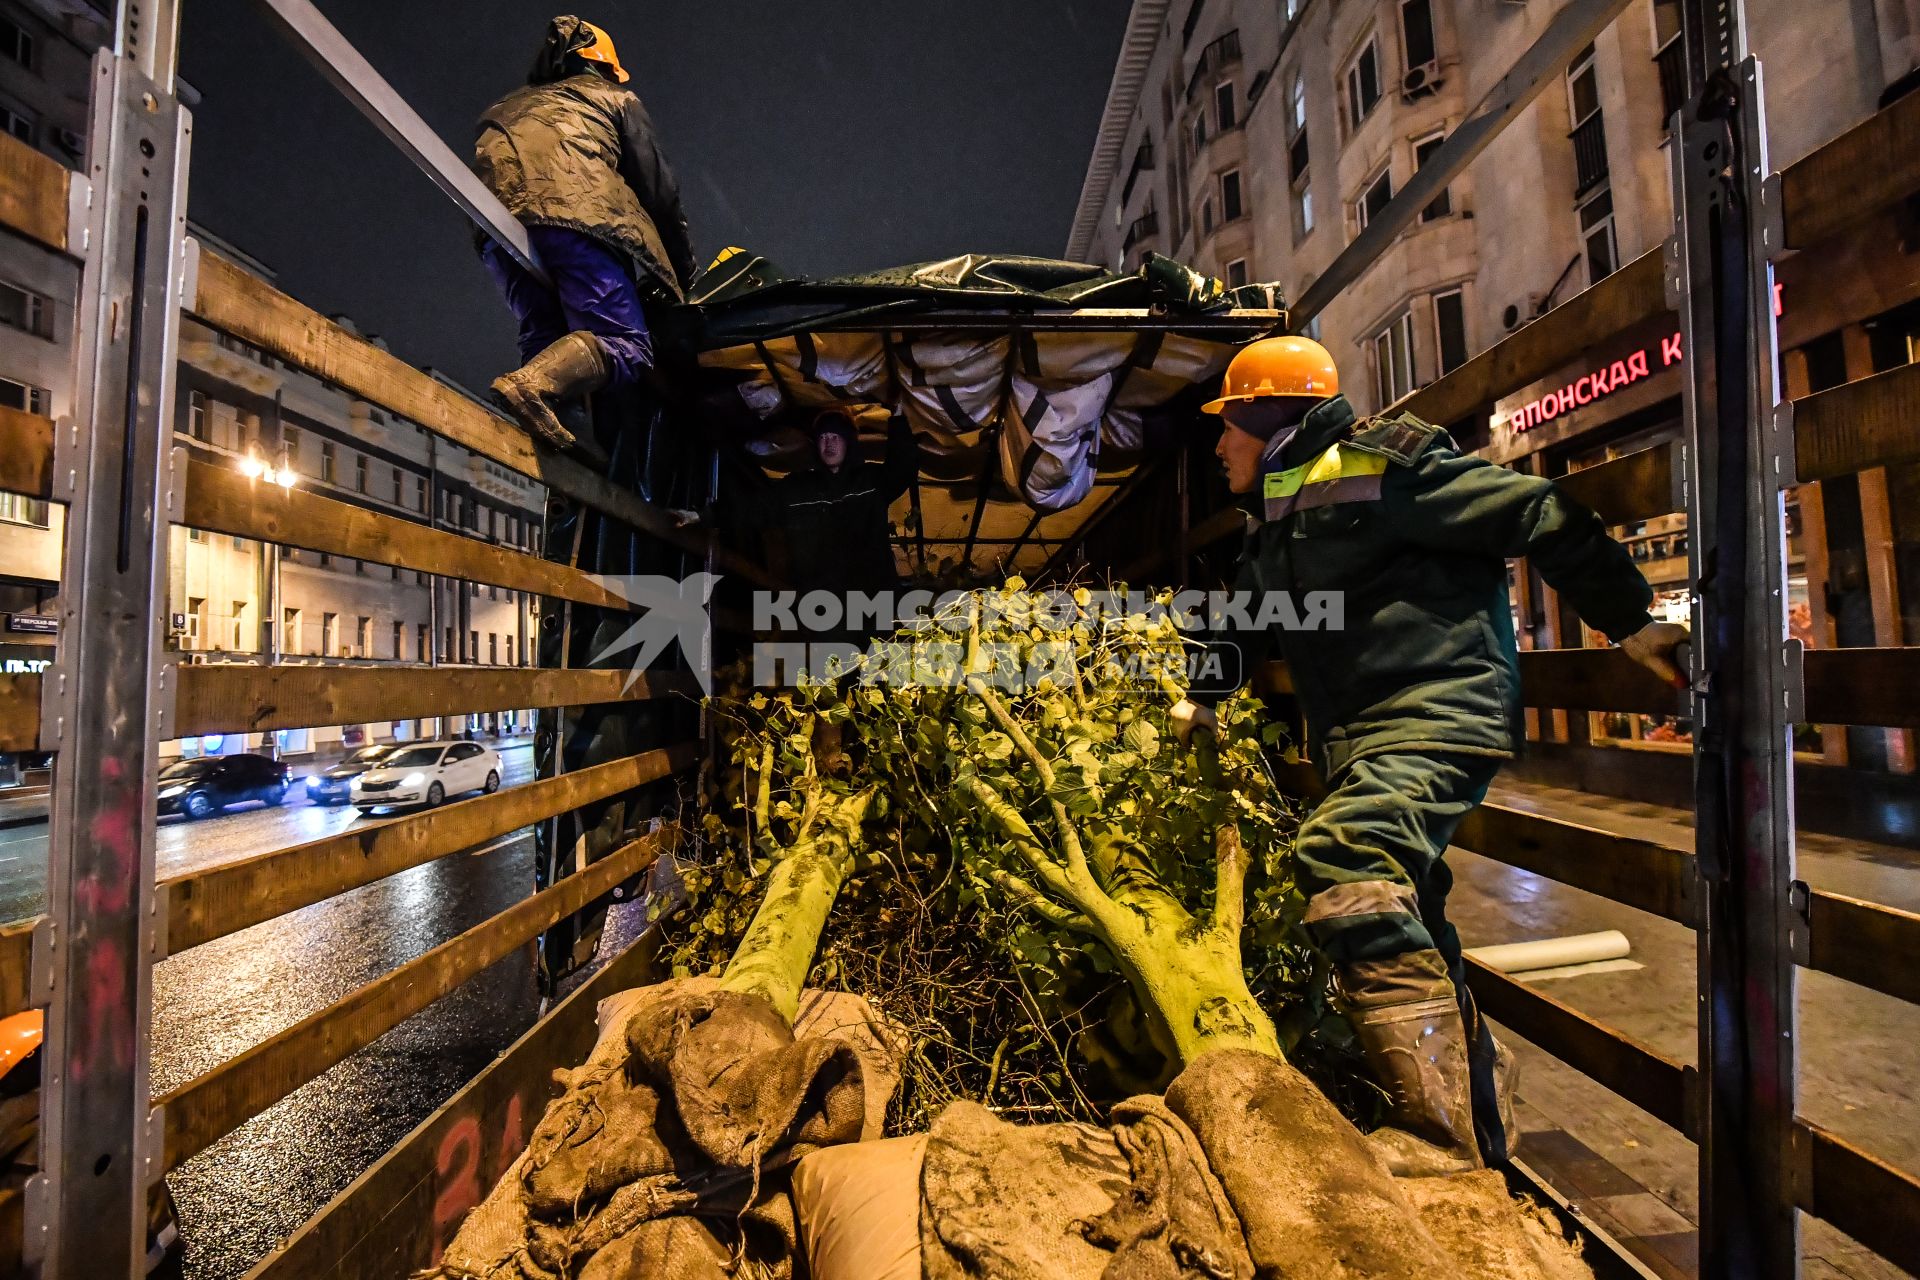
1072,0,1920,824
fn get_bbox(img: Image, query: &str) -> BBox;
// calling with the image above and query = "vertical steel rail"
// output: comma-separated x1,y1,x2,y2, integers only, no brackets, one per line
1671,38,1799,1280
28,1,188,1274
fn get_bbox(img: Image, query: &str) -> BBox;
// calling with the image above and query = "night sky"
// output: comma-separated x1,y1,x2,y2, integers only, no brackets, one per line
177,2,1129,392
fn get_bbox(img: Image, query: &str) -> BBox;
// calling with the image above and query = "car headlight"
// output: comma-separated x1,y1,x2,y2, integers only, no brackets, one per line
159,785,185,799
400,772,427,787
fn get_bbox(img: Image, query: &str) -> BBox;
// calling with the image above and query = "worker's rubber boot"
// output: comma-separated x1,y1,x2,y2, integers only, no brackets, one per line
1340,951,1482,1177
491,331,611,454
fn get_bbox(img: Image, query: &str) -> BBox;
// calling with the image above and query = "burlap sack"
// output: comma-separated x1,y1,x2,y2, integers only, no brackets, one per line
1402,1170,1593,1280
1084,1096,1252,1280
792,1133,928,1280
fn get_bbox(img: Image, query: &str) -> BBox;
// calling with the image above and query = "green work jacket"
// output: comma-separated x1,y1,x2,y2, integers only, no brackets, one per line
1199,395,1656,779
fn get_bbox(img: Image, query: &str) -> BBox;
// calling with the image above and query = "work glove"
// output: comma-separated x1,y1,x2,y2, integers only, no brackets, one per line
1619,620,1690,689
1170,698,1218,748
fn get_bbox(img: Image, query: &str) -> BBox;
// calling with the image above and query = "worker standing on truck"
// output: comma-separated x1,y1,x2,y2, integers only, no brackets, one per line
1171,335,1687,1176
472,16,696,453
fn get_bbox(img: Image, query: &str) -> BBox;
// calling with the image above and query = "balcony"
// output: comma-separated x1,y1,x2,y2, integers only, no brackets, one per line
1185,29,1242,100
1570,111,1610,197
1121,141,1155,208
1655,37,1686,131
1124,210,1160,251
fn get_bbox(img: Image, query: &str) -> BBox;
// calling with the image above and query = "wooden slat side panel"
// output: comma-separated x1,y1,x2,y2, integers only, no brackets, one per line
166,743,697,951
1804,648,1920,728
0,918,38,1019
1453,805,1696,926
1402,250,1668,429
173,664,694,737
242,932,663,1280
0,407,54,499
1781,87,1920,250
187,251,775,588
0,132,70,253
1804,890,1920,1008
1798,1119,1920,1276
160,828,675,1172
183,458,630,611
1464,957,1695,1137
1516,647,1685,715
1555,443,1679,527
0,676,40,754
1794,361,1920,483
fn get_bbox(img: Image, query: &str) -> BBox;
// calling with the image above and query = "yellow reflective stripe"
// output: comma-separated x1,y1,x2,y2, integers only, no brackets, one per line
1262,443,1390,500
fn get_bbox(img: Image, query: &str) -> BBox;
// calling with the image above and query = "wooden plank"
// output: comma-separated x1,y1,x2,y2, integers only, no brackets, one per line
1516,647,1685,715
0,918,37,1019
1402,250,1668,429
1792,361,1920,484
183,456,633,612
187,250,775,588
1464,957,1695,1138
243,929,664,1280
0,676,39,754
1804,648,1920,727
1555,443,1680,527
173,663,695,738
166,743,696,951
0,407,53,499
1781,86,1920,251
0,132,70,254
1797,1119,1920,1275
160,826,676,1173
1804,889,1920,1008
1453,804,1697,927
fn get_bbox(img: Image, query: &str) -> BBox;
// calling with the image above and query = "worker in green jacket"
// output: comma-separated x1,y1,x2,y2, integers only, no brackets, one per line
1172,335,1687,1175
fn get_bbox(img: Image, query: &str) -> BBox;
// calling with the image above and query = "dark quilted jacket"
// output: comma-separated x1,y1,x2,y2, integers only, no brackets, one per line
474,73,695,300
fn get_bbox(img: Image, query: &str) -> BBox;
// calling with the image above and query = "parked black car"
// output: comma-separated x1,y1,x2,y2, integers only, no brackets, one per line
304,744,399,806
157,753,290,820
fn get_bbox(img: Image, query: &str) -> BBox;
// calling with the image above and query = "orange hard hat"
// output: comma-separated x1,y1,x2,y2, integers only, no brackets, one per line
1201,336,1340,413
0,1011,42,1082
576,21,629,84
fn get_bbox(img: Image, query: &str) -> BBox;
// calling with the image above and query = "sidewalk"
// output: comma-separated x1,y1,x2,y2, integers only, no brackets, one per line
1452,778,1918,1279
0,787,47,831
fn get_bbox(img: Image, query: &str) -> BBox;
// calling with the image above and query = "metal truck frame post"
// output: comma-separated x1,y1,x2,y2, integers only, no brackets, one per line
28,1,188,1275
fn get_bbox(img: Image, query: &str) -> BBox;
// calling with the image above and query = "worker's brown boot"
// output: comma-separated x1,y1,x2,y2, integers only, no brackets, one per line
491,330,610,452
1340,951,1482,1177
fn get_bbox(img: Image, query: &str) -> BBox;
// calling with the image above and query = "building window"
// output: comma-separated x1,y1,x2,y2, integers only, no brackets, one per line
415,476,427,511
391,466,402,504
443,626,454,662
356,616,371,657
1413,133,1452,220
185,597,205,648
0,281,52,338
1652,0,1685,131
0,18,34,70
488,633,498,665
1202,196,1217,235
232,601,247,651
1191,109,1207,152
0,492,48,527
0,376,49,417
0,102,33,146
283,424,300,465
1433,289,1468,375
1214,81,1237,132
1345,37,1381,132
322,612,339,656
321,442,336,484
469,629,479,661
1220,169,1244,222
317,551,331,568
1400,0,1437,71
417,623,428,662
283,607,301,653
355,454,368,493
1579,187,1619,284
1225,259,1249,288
391,620,404,660
1372,312,1416,409
1287,72,1309,183
1354,166,1393,232
1566,43,1609,197
186,390,209,442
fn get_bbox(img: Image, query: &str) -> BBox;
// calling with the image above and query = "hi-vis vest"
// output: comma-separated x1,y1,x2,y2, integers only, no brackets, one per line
1262,442,1390,522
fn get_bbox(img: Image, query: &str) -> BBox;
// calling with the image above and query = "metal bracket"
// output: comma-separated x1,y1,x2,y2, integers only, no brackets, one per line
1767,397,1798,489
154,658,174,744
148,878,170,964
1787,879,1812,967
1782,637,1805,725
48,413,83,504
1662,233,1685,312
64,171,92,260
177,233,200,309
162,442,187,527
28,914,55,1005
141,1103,166,1189
1669,439,1690,523
35,662,67,753
21,1171,51,1267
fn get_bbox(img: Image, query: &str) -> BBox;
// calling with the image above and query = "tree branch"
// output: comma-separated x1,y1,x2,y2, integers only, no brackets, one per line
1210,822,1248,942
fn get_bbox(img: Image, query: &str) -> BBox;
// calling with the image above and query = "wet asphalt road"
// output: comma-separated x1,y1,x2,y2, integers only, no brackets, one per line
0,744,638,1280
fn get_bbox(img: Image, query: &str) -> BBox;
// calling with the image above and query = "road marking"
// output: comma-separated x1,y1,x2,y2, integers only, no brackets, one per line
469,831,531,860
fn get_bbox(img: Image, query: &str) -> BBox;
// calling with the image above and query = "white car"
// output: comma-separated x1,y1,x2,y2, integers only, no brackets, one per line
350,740,502,812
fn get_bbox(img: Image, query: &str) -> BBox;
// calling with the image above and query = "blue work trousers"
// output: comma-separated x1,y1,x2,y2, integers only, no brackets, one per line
481,225,655,388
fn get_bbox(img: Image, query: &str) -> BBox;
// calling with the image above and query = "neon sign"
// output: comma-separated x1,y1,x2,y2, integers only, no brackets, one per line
1509,331,1684,433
